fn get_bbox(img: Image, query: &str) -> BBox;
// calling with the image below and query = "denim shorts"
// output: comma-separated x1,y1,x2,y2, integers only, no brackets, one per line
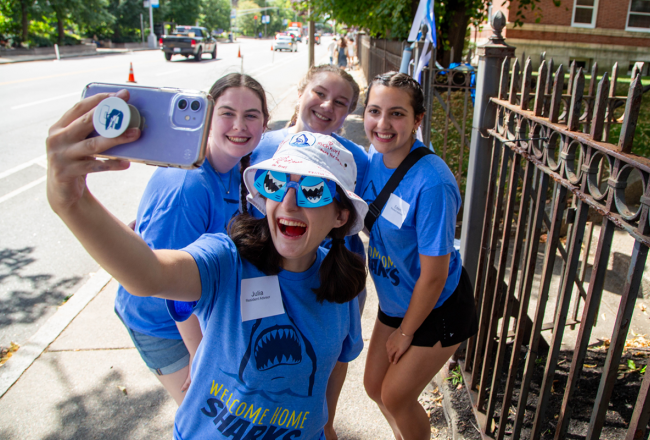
118,314,190,376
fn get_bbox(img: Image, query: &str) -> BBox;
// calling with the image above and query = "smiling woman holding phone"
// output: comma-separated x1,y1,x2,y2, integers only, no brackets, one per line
110,73,269,405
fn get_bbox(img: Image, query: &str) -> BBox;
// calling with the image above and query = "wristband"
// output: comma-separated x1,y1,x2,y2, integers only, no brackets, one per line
399,325,412,338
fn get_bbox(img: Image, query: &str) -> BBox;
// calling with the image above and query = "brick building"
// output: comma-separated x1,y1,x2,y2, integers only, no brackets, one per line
472,0,649,75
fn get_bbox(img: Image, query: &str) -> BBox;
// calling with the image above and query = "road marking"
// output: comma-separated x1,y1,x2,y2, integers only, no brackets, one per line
0,176,47,205
155,69,181,76
11,92,80,110
0,155,47,180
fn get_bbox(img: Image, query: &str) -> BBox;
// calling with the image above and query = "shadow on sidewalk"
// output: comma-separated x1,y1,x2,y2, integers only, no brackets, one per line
0,247,81,350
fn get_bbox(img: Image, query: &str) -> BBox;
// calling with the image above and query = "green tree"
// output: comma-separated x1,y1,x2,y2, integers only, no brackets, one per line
48,0,114,45
164,0,201,25
310,0,561,65
199,0,230,34
99,0,145,43
266,0,296,35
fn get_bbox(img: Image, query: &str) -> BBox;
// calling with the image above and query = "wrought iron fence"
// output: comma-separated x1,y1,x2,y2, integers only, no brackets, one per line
422,65,474,192
461,18,650,440
358,35,405,85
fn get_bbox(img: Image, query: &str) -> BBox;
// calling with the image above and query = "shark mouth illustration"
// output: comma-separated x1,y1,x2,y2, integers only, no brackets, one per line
254,325,302,371
263,171,285,194
301,181,325,204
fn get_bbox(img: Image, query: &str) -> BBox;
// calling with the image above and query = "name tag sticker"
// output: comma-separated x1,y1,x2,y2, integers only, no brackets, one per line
240,276,285,322
381,193,410,229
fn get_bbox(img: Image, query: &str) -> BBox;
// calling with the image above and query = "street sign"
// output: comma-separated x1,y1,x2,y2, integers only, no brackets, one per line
282,18,288,26
262,15,270,24
230,9,236,19
143,0,159,7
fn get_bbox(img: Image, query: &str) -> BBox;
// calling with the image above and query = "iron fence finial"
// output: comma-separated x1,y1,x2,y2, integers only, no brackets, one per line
490,11,506,43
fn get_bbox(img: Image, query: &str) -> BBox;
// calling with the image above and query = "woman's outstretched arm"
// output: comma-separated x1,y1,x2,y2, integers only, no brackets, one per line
46,89,201,301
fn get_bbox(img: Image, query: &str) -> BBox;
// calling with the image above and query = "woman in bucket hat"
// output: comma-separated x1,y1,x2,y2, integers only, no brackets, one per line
250,64,369,439
46,89,368,439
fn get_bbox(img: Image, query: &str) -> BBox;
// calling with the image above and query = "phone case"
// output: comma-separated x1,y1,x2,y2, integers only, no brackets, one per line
82,83,214,169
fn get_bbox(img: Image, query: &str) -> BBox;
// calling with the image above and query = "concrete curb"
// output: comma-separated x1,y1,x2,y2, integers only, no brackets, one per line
0,48,158,64
434,364,462,440
0,269,112,397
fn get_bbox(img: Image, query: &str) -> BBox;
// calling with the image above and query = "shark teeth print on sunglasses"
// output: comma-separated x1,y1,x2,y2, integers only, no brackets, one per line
254,170,338,208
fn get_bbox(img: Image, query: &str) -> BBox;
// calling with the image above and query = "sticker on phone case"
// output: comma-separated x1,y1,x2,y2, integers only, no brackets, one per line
381,193,410,228
240,276,285,322
93,97,141,138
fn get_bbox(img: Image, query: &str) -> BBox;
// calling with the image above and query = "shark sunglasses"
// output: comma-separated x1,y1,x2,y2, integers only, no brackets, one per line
254,169,339,208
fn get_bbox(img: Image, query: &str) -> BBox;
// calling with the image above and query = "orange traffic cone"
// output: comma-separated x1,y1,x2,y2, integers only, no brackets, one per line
271,45,273,51
237,46,241,58
127,62,136,83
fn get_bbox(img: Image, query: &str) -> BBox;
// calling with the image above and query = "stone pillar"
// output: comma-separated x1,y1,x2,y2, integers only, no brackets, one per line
459,11,515,286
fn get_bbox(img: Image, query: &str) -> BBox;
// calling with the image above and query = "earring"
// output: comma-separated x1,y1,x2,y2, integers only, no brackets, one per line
412,128,417,135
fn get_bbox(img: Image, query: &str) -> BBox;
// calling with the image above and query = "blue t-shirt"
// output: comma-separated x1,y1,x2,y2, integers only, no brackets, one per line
250,129,369,258
115,160,242,339
360,140,462,317
168,234,362,440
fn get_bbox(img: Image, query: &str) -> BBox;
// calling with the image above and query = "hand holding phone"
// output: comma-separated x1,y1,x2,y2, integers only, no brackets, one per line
83,83,214,169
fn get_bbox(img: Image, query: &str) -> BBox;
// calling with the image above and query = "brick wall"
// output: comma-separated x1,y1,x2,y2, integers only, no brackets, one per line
507,28,650,47
596,0,629,30
508,0,572,26
508,0,629,30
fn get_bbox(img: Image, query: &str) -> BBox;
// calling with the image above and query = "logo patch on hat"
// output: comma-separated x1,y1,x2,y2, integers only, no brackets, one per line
289,132,316,147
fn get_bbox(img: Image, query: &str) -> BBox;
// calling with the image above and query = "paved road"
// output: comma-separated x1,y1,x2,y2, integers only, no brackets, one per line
0,37,330,352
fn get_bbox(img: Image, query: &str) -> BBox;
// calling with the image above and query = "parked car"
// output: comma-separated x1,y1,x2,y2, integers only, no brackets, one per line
273,35,298,52
160,26,217,61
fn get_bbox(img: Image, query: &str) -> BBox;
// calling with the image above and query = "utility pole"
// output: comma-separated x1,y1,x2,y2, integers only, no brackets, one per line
147,1,156,48
308,13,315,68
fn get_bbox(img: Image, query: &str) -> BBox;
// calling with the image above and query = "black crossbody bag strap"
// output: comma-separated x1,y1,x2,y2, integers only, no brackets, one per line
364,146,434,231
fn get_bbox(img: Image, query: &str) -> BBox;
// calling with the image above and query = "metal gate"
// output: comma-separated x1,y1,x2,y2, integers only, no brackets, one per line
461,12,650,440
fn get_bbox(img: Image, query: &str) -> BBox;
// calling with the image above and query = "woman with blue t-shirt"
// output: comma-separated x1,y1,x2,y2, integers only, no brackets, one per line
114,73,269,404
46,100,368,439
250,64,368,439
361,72,478,440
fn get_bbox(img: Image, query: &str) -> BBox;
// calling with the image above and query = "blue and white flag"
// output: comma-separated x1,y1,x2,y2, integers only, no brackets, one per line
408,0,436,144
408,0,436,46
409,0,436,84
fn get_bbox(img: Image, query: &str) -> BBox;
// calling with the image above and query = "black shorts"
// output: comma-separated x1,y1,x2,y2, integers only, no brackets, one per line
378,267,478,347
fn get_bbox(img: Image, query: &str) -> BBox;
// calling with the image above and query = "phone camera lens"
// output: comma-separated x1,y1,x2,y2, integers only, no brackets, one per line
178,99,188,110
190,100,201,111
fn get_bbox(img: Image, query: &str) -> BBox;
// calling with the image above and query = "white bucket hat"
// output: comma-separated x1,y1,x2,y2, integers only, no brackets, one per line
243,131,368,236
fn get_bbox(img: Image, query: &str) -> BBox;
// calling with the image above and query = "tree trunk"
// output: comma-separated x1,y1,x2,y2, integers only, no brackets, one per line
54,5,65,46
20,0,29,42
437,0,470,67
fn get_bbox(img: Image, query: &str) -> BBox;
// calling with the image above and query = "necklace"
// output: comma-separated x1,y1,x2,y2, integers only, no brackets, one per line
216,168,233,194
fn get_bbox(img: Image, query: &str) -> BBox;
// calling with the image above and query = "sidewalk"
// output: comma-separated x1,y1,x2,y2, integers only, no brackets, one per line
0,46,159,64
0,66,398,440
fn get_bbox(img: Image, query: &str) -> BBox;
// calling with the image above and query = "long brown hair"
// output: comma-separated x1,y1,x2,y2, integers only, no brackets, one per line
229,186,366,304
288,64,360,128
